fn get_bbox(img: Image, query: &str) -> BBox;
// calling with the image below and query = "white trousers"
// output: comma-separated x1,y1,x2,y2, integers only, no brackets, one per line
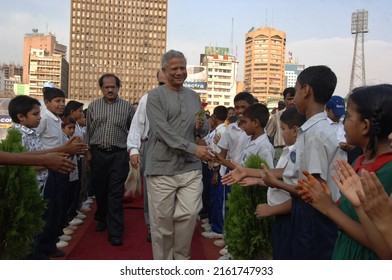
147,170,203,260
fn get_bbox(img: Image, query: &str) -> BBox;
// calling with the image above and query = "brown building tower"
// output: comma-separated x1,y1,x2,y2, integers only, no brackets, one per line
69,0,167,103
23,31,68,96
244,27,286,103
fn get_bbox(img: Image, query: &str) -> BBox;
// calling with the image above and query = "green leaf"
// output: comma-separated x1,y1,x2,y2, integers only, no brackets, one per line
0,129,46,260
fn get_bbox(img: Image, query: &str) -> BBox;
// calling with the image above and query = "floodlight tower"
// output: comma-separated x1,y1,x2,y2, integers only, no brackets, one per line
349,9,368,94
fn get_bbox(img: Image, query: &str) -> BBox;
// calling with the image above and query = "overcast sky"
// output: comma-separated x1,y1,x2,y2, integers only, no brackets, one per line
1,0,391,97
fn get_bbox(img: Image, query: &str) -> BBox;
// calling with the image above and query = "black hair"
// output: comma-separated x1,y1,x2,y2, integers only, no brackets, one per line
234,91,255,105
61,115,76,128
283,87,295,98
280,107,306,129
297,65,337,105
349,84,392,159
8,95,41,123
228,115,238,124
213,105,228,121
43,87,65,101
242,103,269,128
98,73,121,88
64,100,84,117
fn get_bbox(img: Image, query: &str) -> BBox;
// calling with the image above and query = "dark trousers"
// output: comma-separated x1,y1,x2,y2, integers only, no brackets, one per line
210,171,224,234
67,158,82,220
66,179,80,222
199,162,212,220
272,213,292,260
291,197,338,260
91,147,129,238
39,169,69,254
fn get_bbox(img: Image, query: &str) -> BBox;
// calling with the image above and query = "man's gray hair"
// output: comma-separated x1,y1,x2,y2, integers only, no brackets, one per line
161,50,187,69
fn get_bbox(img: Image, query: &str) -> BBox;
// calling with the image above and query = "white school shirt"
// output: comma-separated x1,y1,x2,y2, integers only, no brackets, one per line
127,93,149,155
36,109,64,149
210,123,226,154
267,145,294,206
205,123,227,167
217,121,250,176
240,133,275,169
292,112,345,202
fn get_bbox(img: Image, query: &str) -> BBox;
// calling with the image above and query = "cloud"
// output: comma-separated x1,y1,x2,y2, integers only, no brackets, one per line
289,37,392,97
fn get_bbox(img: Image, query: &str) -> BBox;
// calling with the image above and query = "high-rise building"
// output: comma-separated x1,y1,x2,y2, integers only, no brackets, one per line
69,0,167,103
0,64,23,97
185,65,207,100
244,27,286,103
201,46,238,111
23,31,68,96
285,63,305,88
28,49,69,97
23,31,67,82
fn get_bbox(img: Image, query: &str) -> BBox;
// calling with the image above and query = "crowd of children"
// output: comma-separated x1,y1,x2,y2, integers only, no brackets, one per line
7,86,93,259
3,64,392,260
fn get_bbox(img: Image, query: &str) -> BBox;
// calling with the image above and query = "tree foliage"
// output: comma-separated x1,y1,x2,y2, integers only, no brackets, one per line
224,154,273,259
0,129,46,259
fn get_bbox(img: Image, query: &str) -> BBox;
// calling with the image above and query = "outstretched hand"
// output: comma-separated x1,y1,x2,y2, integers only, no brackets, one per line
260,163,279,187
239,177,266,187
332,158,363,208
42,152,76,174
221,163,245,185
62,136,89,155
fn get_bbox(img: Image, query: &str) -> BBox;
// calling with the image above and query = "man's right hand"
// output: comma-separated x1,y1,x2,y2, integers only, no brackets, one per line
42,152,76,174
195,145,215,162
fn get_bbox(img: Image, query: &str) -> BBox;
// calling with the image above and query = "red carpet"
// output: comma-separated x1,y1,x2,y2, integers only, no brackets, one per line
61,197,220,260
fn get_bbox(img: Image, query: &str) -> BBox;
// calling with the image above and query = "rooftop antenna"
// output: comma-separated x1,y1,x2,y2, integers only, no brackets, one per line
230,18,234,55
265,9,268,27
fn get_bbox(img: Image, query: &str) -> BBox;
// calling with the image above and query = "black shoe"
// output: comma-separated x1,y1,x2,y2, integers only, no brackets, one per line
147,233,151,243
95,222,107,232
108,236,123,246
48,249,65,258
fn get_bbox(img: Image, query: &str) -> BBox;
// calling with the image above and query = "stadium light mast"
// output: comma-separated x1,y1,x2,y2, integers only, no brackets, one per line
349,9,368,94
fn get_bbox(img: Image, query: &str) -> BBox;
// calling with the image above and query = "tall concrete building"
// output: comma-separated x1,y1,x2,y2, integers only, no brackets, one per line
285,63,305,89
23,31,68,97
0,64,23,97
23,31,67,83
185,65,207,99
69,0,167,103
28,49,69,97
201,46,238,111
244,27,286,103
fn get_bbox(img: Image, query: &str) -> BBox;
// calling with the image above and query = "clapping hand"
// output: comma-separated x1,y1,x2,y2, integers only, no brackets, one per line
357,170,392,229
297,170,333,213
332,159,364,208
